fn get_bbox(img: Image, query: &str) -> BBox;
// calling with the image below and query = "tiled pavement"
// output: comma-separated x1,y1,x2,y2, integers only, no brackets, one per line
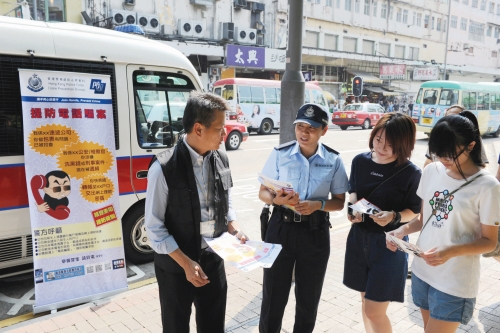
2,229,500,333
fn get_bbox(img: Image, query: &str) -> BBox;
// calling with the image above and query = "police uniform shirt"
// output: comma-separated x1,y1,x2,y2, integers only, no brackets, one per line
260,141,349,201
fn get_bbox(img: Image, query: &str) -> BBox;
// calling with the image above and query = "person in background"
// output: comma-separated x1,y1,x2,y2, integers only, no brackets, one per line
145,91,248,333
258,103,348,333
387,111,500,333
497,154,500,182
344,113,422,333
387,102,394,113
423,105,488,168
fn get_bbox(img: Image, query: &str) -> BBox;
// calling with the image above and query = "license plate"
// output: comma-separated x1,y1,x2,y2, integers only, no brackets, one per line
340,113,346,118
422,117,432,125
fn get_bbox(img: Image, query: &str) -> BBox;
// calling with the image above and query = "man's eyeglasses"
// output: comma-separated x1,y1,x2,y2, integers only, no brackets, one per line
50,185,71,192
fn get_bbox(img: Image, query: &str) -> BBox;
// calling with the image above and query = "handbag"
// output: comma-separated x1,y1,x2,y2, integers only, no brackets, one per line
260,204,271,241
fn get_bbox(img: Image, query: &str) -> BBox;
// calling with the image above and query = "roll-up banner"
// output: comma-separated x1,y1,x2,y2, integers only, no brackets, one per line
19,69,127,313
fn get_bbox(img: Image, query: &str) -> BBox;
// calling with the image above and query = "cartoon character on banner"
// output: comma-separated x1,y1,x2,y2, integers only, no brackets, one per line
31,170,71,220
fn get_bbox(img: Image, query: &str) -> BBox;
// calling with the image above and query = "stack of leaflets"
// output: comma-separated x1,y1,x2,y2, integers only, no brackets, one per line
350,199,382,215
204,233,282,272
385,233,423,257
257,173,293,194
257,173,297,212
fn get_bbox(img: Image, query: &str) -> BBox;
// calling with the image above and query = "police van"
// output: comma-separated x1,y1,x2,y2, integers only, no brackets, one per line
0,16,202,277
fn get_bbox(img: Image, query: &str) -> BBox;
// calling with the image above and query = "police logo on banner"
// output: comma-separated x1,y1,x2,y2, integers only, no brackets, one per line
28,73,44,92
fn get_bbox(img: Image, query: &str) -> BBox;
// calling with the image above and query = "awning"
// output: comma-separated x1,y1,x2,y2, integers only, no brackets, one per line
381,86,406,96
365,87,386,94
346,70,382,83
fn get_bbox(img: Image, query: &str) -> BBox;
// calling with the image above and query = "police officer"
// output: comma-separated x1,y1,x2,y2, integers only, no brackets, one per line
258,104,349,333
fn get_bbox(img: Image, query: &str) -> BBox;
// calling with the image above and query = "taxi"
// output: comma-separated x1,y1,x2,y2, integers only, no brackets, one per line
332,103,386,130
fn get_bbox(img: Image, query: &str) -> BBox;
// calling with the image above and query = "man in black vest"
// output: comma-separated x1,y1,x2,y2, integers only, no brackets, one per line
145,91,247,333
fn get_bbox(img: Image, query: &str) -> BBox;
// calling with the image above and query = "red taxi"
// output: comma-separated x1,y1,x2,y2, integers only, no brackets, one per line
224,120,248,150
332,103,386,130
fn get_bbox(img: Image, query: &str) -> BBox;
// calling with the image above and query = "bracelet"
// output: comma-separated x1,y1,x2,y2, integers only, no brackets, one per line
231,230,240,236
319,199,326,211
390,211,401,225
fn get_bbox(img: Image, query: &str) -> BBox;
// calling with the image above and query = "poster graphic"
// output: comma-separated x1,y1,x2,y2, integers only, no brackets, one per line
19,69,127,313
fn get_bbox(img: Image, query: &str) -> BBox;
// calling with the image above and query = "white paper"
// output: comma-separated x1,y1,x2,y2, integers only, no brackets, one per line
204,232,282,272
351,199,382,215
257,173,294,194
385,232,423,257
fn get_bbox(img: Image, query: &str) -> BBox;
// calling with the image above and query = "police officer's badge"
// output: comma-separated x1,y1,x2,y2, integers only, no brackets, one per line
304,106,315,118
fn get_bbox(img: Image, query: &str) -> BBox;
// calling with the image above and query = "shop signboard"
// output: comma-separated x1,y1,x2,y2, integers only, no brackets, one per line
380,64,406,80
413,67,440,81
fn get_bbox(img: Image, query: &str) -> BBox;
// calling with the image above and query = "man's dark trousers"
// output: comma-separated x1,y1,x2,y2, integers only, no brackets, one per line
259,212,330,333
155,252,227,333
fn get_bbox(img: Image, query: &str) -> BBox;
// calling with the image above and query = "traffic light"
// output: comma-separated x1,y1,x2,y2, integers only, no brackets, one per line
352,76,363,97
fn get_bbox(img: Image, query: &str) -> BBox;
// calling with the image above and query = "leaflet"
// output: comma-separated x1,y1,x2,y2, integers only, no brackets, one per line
257,173,294,194
351,199,382,215
204,232,282,272
385,232,423,257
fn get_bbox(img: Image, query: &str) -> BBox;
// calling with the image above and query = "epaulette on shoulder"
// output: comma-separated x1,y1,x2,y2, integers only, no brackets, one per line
322,144,339,155
274,140,296,151
149,147,175,169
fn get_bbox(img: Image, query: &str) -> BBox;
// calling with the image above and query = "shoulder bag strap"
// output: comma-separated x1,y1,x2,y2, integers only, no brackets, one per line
366,162,411,201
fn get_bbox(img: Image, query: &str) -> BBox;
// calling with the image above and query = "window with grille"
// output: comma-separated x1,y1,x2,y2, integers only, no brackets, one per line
379,43,391,57
469,20,485,41
416,13,422,26
373,1,377,16
451,16,457,28
364,0,370,15
345,0,352,11
362,40,375,55
403,10,408,24
396,8,402,22
381,3,387,18
460,18,467,30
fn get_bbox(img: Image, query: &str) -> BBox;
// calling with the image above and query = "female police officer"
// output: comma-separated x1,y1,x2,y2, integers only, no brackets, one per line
258,103,349,333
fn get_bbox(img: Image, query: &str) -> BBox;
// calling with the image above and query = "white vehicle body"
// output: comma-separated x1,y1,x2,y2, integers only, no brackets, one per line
0,16,201,277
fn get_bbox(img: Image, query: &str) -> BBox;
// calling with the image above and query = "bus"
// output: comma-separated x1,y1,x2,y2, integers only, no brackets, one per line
212,78,328,134
0,16,202,277
413,80,500,137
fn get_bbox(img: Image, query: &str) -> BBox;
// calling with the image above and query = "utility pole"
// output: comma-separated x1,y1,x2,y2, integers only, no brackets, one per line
443,0,452,80
280,0,305,144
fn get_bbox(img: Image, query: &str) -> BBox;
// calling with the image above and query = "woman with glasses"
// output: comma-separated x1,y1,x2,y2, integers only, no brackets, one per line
387,111,500,333
344,113,422,333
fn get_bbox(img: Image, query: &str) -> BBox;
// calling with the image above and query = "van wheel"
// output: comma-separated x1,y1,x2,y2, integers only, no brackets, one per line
259,119,274,135
225,131,242,150
122,202,154,264
340,126,348,130
362,119,371,130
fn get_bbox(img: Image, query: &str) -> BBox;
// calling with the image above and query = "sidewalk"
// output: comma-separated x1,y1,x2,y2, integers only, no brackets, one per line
2,228,500,333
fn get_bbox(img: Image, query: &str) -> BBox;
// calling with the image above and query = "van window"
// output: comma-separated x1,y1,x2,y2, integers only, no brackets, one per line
251,87,264,103
133,71,193,148
422,89,439,105
438,89,459,106
265,88,279,104
462,92,477,110
415,88,423,104
312,90,326,106
477,93,489,110
305,90,311,103
492,94,500,110
214,87,222,96
222,85,234,100
238,86,252,103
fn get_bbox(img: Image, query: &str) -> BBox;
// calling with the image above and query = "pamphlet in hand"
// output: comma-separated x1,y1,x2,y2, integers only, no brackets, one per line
257,173,294,194
257,173,298,212
351,199,382,215
385,232,423,257
204,233,282,272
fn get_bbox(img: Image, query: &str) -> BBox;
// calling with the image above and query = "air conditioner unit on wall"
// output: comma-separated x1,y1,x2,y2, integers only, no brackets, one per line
235,27,257,44
192,21,206,38
137,13,160,34
220,22,235,40
252,2,265,11
234,0,247,8
111,10,137,25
